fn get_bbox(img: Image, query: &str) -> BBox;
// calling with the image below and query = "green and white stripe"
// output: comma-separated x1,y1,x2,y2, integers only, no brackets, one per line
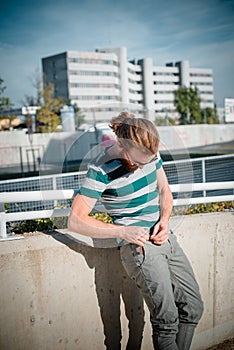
80,150,163,228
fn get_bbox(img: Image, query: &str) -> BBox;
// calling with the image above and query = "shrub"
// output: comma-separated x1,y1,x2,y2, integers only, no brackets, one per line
8,202,233,234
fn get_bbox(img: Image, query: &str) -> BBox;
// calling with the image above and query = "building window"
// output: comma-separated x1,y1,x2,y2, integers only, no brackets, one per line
70,95,121,101
68,57,119,66
153,72,176,76
154,81,178,85
69,70,120,78
190,82,213,86
70,83,120,89
190,73,212,77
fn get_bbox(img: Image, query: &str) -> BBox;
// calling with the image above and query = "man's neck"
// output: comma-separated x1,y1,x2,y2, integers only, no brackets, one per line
106,144,139,172
106,144,121,158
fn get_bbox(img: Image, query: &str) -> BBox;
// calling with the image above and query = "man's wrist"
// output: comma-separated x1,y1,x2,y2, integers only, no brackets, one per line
159,219,169,227
161,220,169,225
117,225,126,240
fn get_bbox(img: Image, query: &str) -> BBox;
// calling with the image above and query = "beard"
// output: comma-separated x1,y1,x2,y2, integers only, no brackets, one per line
121,159,138,172
119,150,138,172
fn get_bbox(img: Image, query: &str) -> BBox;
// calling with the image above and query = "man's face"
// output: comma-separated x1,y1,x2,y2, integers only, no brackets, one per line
120,147,156,171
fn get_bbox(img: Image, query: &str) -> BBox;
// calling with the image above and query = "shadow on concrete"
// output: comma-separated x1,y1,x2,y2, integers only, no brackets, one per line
44,230,145,350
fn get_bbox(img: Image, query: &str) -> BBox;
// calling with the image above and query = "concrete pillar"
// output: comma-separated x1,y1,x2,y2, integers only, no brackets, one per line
176,60,190,87
139,57,155,121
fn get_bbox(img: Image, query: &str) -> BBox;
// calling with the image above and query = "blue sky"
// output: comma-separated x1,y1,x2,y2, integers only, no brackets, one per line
0,0,233,108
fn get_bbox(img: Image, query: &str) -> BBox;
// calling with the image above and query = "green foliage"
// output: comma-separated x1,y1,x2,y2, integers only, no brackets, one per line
73,103,85,128
173,86,219,125
173,86,190,124
174,86,202,124
154,116,167,126
4,203,9,211
89,212,113,223
202,107,219,124
154,116,176,126
0,78,15,130
172,201,233,216
23,70,68,133
0,78,13,113
188,87,203,124
36,83,66,133
168,117,176,125
11,218,54,234
9,203,233,234
10,212,113,234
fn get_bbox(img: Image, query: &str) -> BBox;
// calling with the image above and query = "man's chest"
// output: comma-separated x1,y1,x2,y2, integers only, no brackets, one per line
104,166,157,198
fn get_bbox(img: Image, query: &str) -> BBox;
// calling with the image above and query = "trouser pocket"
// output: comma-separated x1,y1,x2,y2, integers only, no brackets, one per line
120,244,145,280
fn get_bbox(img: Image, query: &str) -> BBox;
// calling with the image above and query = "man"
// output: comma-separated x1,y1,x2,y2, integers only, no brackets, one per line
68,112,203,350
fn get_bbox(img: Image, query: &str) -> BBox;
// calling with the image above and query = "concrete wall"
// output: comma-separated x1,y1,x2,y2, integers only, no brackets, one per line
0,130,101,167
0,124,234,168
158,124,234,151
0,212,233,350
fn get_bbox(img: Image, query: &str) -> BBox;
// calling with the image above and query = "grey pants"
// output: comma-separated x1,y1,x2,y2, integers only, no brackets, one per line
120,233,204,350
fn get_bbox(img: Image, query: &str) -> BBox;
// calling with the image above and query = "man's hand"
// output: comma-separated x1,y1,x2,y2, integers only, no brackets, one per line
121,226,149,247
150,221,170,245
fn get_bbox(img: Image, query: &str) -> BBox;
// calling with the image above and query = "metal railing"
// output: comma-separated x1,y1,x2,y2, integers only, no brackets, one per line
0,181,233,240
0,154,233,214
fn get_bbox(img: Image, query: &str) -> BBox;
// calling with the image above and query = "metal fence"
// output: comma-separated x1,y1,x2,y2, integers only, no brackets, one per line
0,154,233,214
1,181,234,240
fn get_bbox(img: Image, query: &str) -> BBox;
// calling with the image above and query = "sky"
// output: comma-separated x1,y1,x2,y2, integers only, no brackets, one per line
0,0,234,108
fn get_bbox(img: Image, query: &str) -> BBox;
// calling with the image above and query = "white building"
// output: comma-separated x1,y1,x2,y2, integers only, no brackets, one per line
42,47,214,122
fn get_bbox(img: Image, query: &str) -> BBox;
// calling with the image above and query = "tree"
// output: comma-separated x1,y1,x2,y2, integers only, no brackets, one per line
23,94,38,107
22,67,43,107
173,86,189,124
0,78,13,114
73,103,85,129
0,78,15,130
174,86,202,124
23,69,85,133
22,69,68,133
202,107,219,124
188,87,203,124
36,82,66,133
154,115,176,126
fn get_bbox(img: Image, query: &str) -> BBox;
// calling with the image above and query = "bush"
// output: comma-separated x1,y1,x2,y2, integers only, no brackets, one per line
172,201,233,216
9,202,233,234
10,218,54,234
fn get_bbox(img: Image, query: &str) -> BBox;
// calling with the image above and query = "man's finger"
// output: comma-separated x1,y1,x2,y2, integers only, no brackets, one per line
150,224,160,238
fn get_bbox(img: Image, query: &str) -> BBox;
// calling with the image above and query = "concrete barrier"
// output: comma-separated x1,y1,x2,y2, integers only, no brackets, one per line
0,212,233,350
0,124,234,168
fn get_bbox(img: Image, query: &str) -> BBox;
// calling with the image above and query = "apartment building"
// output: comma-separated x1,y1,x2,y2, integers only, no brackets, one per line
42,47,214,122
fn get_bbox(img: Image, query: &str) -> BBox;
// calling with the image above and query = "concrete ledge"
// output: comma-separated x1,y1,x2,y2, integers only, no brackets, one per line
0,212,233,350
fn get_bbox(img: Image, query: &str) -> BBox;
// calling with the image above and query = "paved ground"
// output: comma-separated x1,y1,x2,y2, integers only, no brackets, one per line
206,338,234,350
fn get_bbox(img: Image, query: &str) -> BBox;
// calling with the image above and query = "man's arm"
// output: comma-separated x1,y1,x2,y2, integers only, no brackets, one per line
68,194,149,246
150,167,173,244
